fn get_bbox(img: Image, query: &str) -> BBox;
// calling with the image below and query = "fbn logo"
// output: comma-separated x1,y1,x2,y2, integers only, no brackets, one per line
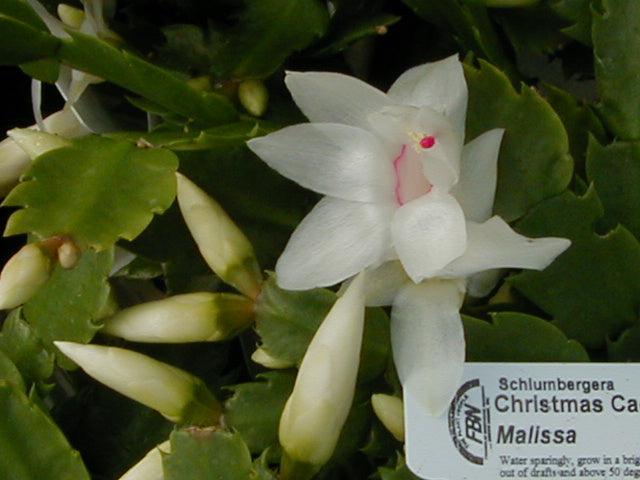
448,379,491,464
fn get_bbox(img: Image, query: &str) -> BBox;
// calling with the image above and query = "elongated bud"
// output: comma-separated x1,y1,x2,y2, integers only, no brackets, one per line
251,347,295,369
0,242,57,310
238,80,269,117
57,4,85,28
0,138,31,196
54,342,222,425
118,440,170,480
371,394,404,441
279,272,366,479
176,173,262,299
7,129,71,160
101,292,255,343
1,109,90,196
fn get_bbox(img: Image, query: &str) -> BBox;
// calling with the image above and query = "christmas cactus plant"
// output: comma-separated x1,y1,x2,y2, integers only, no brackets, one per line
0,0,637,479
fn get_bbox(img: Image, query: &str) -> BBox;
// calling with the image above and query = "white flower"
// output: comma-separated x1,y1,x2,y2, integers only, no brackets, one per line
248,56,570,416
279,272,365,474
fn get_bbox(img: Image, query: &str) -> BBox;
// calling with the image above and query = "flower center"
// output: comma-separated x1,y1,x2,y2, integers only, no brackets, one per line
393,144,433,206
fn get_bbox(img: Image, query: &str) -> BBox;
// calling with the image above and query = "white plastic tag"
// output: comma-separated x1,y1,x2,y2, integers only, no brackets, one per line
405,363,640,480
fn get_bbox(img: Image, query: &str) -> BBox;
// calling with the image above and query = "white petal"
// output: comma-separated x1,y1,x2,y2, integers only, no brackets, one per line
466,268,505,298
440,216,572,278
247,123,396,203
452,129,504,222
276,197,395,290
362,260,409,306
391,189,467,282
387,55,468,140
285,71,392,130
391,279,466,416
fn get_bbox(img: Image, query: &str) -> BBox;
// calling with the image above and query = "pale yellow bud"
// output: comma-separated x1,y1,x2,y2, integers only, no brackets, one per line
7,128,71,160
0,138,31,196
371,394,404,441
57,4,85,29
0,243,54,310
118,440,170,480
54,342,222,425
176,173,262,299
101,292,254,343
238,80,269,117
251,347,295,369
279,272,366,478
57,239,82,269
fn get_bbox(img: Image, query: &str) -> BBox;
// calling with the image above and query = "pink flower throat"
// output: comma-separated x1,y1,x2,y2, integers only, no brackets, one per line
393,136,436,206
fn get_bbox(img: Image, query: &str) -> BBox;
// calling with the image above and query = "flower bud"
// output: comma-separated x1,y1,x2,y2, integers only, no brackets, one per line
371,394,404,441
251,347,295,369
101,292,255,343
54,342,222,425
57,4,85,29
118,440,170,480
7,128,71,161
238,80,269,117
0,242,56,310
56,237,82,269
0,138,31,197
176,173,262,299
0,109,90,196
279,272,366,479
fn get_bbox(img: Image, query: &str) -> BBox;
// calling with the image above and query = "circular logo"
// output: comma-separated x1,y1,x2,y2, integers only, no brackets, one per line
448,378,491,465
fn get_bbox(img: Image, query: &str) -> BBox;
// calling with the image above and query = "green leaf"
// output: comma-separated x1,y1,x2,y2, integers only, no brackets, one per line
402,0,517,81
465,60,573,221
0,15,60,65
549,0,592,44
254,275,390,383
608,324,640,361
4,136,178,250
592,0,640,140
511,187,640,349
0,311,54,388
313,13,401,56
224,371,295,456
22,248,113,369
251,453,279,480
544,84,607,178
463,312,589,361
210,0,329,79
586,137,640,240
164,428,252,480
56,380,172,479
56,30,237,126
0,349,25,393
0,381,90,480
20,58,60,83
495,5,568,55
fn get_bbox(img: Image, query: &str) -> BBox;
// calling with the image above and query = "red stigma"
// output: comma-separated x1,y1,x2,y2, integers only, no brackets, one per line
420,136,436,149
